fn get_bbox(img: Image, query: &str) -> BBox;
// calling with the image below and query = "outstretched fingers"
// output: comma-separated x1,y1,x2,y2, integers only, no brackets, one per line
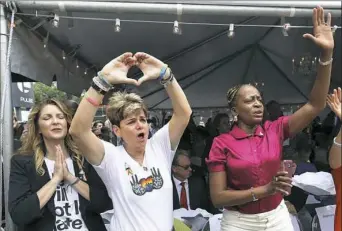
337,87,342,102
312,8,318,27
326,12,332,26
317,6,323,25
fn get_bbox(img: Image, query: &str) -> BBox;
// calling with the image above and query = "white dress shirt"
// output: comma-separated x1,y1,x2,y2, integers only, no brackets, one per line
173,176,190,209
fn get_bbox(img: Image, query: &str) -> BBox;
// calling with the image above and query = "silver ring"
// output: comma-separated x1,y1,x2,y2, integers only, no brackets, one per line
274,176,278,182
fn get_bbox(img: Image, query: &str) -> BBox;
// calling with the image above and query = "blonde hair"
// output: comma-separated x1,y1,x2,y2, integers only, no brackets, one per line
18,99,84,176
106,91,148,126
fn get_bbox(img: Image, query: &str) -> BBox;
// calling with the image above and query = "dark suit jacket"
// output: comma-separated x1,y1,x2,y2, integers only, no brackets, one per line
172,175,210,212
9,154,112,231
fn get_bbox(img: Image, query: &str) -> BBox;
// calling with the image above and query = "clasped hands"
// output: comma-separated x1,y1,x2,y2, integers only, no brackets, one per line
100,52,169,87
52,145,77,184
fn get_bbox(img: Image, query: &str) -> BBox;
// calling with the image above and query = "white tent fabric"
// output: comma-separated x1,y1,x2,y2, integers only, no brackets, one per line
9,2,341,109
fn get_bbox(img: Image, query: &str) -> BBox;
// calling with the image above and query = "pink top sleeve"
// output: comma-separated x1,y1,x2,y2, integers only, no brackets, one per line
266,116,291,141
280,116,291,140
206,137,226,172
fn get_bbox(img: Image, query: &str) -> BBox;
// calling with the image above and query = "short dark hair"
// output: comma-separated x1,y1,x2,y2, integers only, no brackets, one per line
265,100,283,121
100,127,112,142
63,100,79,117
212,113,229,129
172,149,190,166
93,120,104,128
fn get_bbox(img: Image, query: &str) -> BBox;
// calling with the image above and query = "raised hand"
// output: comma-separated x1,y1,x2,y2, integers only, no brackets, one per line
100,52,138,86
327,87,341,120
134,52,167,86
303,6,334,51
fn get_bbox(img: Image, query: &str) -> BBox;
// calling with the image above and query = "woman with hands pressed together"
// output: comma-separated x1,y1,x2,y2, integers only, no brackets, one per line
9,99,112,231
327,87,341,231
69,52,191,231
207,6,335,231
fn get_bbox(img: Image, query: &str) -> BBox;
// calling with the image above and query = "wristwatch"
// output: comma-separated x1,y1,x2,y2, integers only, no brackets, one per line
251,187,258,202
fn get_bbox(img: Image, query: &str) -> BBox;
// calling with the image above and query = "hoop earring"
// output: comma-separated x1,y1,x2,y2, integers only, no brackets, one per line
234,115,238,122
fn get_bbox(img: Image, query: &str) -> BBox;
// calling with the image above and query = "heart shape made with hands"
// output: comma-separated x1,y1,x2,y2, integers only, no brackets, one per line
100,52,168,87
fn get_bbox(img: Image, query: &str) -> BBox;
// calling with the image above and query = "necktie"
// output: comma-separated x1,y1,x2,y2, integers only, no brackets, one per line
180,182,188,210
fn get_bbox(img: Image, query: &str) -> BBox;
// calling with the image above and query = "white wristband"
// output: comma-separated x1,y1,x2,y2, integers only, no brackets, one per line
333,137,341,147
318,58,333,66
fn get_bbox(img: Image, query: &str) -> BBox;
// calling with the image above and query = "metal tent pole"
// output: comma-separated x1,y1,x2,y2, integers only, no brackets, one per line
199,1,341,8
14,1,341,17
20,0,341,8
0,3,15,231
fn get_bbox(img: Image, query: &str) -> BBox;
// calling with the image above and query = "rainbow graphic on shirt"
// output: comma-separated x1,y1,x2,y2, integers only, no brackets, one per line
124,164,164,196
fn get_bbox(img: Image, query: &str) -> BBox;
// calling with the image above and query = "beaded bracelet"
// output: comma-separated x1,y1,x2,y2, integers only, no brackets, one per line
158,65,169,81
319,58,333,66
160,68,174,87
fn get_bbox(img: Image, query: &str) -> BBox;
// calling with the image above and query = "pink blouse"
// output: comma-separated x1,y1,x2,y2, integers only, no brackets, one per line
207,116,290,214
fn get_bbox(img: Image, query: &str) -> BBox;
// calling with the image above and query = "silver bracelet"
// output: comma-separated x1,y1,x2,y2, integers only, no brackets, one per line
251,187,258,202
97,71,112,87
93,76,111,92
318,58,333,66
333,137,342,147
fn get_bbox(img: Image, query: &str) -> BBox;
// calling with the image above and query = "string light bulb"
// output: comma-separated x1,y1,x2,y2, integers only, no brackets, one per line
84,69,87,75
52,14,59,28
332,25,338,35
43,32,49,48
227,24,235,38
114,18,121,32
62,50,66,60
282,23,291,36
76,59,79,68
280,16,290,36
173,20,182,35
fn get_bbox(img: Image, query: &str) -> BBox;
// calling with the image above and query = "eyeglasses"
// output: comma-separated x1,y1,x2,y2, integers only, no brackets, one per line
175,164,191,170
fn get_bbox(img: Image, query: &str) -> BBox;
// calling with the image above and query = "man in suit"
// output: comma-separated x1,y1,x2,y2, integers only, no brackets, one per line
172,149,209,211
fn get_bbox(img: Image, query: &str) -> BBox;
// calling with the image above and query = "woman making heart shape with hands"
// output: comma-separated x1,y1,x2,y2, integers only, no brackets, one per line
70,52,191,231
100,52,171,86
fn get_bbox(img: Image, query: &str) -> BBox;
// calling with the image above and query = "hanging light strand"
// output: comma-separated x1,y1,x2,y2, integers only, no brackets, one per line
15,12,341,30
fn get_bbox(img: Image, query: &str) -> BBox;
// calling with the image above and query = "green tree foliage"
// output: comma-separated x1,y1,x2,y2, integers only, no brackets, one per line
33,82,67,103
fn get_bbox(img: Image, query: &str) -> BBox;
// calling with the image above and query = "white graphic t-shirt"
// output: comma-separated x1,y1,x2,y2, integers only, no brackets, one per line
93,124,176,231
44,157,88,231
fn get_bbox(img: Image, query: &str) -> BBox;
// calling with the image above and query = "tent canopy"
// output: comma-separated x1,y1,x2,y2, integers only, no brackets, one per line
9,1,342,109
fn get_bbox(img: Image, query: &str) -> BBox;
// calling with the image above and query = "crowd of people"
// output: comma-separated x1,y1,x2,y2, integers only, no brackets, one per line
5,6,341,231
